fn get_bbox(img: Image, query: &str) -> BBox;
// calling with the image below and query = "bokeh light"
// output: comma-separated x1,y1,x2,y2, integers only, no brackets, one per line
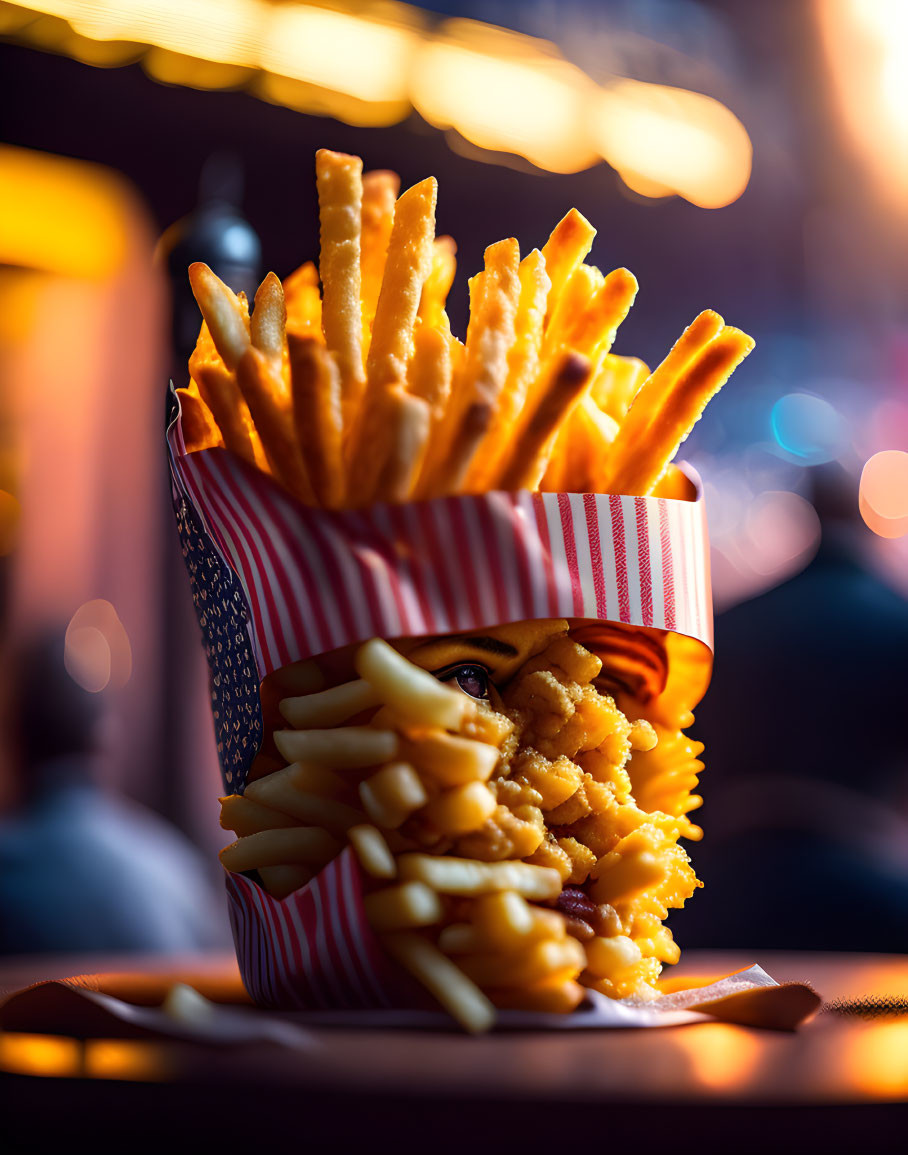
64,599,133,692
859,450,908,539
770,393,846,464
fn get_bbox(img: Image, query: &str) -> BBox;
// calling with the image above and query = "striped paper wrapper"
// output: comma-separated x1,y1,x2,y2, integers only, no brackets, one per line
167,388,720,1021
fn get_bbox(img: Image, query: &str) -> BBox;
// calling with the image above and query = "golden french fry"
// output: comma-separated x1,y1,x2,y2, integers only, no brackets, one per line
359,762,428,829
316,149,365,416
472,891,566,949
279,677,381,729
592,353,650,422
176,388,223,452
270,658,325,697
542,395,618,492
370,386,432,504
540,208,596,325
251,272,287,363
236,346,315,503
219,826,341,872
190,360,264,469
219,793,302,837
607,326,755,496
243,764,364,833
602,309,724,484
542,263,603,360
494,351,592,491
188,263,251,369
382,932,495,1033
422,781,496,836
360,169,400,329
398,731,499,787
284,260,322,336
354,638,474,731
258,864,313,899
288,334,346,508
397,854,562,900
273,726,399,768
565,266,638,362
455,936,586,988
364,882,444,931
408,317,453,423
419,238,521,497
348,823,396,878
464,247,550,490
365,176,437,393
418,235,456,327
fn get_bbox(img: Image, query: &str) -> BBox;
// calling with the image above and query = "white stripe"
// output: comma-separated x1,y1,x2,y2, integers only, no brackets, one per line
370,504,425,635
459,498,499,626
541,495,573,614
568,494,598,618
427,500,470,632
647,498,666,631
340,850,391,1007
323,860,372,1006
246,876,287,1007
268,896,309,1011
620,496,644,625
597,497,620,621
517,491,550,620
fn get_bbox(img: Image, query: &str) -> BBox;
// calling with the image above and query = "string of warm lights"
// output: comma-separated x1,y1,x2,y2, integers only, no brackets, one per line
0,0,752,208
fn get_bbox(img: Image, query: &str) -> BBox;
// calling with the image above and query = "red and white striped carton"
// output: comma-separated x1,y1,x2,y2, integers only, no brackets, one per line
168,392,756,1024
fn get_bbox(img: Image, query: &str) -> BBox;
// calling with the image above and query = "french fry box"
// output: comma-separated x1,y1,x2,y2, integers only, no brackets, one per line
166,386,719,1019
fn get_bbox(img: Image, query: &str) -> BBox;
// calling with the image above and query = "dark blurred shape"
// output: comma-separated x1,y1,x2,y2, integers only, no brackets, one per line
0,629,229,954
673,463,908,953
158,152,262,369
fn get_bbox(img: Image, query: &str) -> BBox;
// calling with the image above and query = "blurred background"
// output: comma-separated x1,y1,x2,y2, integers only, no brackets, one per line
0,0,906,959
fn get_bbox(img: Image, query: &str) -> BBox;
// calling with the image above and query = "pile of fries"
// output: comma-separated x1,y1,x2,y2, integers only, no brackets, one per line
180,148,754,504
219,630,700,1031
187,149,750,1030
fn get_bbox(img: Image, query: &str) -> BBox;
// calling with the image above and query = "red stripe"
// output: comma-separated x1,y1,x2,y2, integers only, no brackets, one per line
302,507,363,648
635,498,654,628
582,493,608,619
446,499,486,627
415,499,459,634
608,494,631,624
345,508,409,638
658,499,676,631
531,494,560,617
556,494,585,616
335,510,386,646
508,494,535,617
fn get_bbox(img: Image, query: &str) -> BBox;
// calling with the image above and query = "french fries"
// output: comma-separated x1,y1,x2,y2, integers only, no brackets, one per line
185,153,751,507
195,149,751,1031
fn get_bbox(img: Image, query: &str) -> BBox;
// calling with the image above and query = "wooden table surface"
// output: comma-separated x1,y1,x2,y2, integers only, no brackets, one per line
1,950,906,1153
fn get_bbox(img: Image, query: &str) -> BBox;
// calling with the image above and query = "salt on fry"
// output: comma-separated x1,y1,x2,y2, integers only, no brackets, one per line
355,638,475,731
288,334,346,508
360,169,400,329
316,149,365,418
219,826,341,872
382,932,495,1034
279,677,381,729
607,326,755,496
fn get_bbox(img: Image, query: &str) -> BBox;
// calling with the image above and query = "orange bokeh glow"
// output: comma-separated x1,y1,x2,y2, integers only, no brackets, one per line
859,450,908,539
